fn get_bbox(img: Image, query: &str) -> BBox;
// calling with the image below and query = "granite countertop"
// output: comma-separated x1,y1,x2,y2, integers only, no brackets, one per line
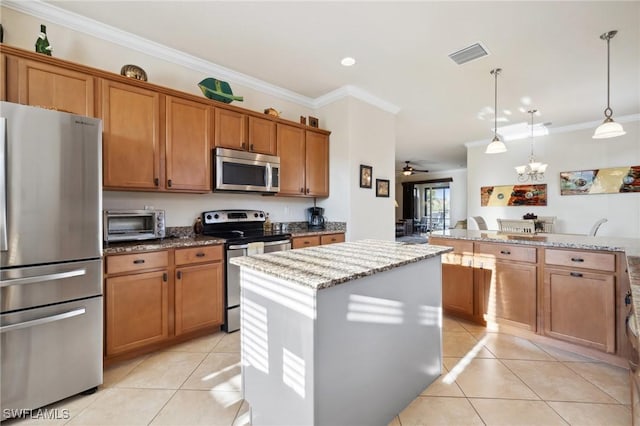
102,228,346,255
229,239,452,290
103,235,225,254
430,229,640,255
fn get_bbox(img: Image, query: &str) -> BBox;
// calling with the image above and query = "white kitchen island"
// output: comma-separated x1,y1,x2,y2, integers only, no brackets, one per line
230,240,452,426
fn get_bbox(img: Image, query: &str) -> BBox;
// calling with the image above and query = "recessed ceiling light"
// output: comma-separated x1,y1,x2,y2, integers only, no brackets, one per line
341,57,356,67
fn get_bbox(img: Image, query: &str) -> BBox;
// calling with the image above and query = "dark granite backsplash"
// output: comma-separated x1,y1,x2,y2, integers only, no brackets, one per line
167,221,347,238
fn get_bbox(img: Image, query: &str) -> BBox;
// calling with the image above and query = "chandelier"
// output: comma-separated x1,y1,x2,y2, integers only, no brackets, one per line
515,109,547,182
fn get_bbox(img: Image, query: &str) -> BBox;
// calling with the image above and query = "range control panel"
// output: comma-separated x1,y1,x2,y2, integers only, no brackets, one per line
202,210,265,224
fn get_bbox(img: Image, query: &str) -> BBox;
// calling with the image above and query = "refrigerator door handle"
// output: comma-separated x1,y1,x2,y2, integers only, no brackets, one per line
0,117,6,252
0,268,87,288
0,307,86,333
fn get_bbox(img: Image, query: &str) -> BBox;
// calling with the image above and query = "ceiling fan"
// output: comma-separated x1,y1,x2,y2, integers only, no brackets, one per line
400,161,429,176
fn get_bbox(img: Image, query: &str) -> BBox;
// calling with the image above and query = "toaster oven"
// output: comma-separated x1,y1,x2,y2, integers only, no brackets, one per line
103,209,166,242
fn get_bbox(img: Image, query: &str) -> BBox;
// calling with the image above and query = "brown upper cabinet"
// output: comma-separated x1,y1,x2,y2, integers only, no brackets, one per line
5,55,96,116
101,79,162,190
277,124,329,197
102,80,211,193
165,96,211,192
215,108,277,155
1,45,330,196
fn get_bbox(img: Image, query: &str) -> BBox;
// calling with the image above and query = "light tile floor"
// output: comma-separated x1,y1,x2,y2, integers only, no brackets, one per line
4,316,631,425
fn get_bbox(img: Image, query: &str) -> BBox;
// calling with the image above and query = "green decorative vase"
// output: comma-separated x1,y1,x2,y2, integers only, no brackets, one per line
35,24,52,56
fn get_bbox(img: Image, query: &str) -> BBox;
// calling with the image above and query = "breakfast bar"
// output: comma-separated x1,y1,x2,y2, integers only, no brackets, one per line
230,240,452,426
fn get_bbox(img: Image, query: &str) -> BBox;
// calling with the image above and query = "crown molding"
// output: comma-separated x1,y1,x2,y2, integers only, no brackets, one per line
4,0,316,107
464,113,640,148
314,85,401,114
3,0,399,114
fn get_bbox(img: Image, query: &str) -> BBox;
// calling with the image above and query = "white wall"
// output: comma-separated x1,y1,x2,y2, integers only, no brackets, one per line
396,169,468,226
466,120,640,237
319,98,396,241
2,6,396,235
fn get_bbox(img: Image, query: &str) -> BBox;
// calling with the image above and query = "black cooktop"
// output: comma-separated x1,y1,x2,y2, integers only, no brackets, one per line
201,209,291,245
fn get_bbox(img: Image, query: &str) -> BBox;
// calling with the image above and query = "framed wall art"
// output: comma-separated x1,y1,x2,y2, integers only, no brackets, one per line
360,165,372,188
376,179,390,197
480,184,547,206
560,165,640,195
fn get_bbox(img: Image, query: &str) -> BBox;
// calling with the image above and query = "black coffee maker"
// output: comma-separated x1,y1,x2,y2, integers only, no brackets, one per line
307,207,325,230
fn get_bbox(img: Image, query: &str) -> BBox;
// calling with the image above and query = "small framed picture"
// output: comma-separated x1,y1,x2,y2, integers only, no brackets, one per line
376,179,390,197
360,165,372,188
308,116,319,128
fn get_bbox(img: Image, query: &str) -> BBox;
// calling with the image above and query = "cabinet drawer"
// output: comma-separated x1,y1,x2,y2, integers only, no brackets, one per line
106,251,168,275
175,245,223,266
320,233,345,245
545,249,615,272
475,243,537,263
292,236,321,249
430,238,473,255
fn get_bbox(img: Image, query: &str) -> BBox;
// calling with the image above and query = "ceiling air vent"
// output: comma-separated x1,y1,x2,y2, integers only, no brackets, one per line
448,42,489,65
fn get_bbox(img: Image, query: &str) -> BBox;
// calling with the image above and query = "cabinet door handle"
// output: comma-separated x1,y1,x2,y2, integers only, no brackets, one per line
300,188,305,193
250,144,254,151
242,142,247,149
154,178,159,186
196,252,206,257
133,259,145,264
306,188,310,194
571,257,584,263
177,271,182,279
570,272,583,278
167,179,172,187
330,238,336,242
162,272,168,282
500,250,511,255
304,241,310,245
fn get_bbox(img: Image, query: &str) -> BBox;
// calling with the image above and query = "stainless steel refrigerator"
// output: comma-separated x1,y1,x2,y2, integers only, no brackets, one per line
0,102,103,420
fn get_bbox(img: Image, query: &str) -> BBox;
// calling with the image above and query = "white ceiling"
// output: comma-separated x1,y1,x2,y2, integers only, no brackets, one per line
45,1,640,172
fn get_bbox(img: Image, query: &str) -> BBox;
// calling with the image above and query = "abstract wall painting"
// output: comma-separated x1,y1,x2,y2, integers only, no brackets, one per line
560,165,640,195
480,184,547,206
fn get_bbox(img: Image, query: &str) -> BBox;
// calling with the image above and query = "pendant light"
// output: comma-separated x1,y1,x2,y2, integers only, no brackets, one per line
515,109,547,182
485,68,507,153
593,30,626,139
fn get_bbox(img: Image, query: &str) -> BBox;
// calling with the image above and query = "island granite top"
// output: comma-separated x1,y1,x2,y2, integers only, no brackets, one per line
229,239,452,290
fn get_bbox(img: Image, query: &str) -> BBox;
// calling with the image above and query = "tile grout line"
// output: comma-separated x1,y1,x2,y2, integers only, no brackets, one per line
560,360,629,405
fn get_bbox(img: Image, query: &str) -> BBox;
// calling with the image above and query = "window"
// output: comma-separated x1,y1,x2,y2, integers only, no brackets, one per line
422,183,450,233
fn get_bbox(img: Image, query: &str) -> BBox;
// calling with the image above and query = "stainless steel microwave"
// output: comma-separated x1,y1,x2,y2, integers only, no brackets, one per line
213,147,280,193
103,209,166,242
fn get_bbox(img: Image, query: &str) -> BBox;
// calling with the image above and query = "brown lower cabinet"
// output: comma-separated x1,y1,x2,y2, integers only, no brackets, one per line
477,258,537,331
431,236,629,357
292,232,345,249
544,268,615,353
106,269,169,356
104,245,224,360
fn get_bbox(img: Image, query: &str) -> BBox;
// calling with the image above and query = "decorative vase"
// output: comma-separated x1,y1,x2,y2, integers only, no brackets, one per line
35,24,52,56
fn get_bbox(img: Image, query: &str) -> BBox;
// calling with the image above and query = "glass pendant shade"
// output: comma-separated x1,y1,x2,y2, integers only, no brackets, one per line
486,68,506,154
592,30,625,139
593,118,626,139
516,109,547,182
485,136,507,154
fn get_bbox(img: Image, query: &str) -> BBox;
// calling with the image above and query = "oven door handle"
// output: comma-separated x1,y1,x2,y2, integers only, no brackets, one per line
227,239,291,250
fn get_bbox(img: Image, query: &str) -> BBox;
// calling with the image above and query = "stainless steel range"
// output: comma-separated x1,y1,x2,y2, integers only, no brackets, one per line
201,210,291,332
